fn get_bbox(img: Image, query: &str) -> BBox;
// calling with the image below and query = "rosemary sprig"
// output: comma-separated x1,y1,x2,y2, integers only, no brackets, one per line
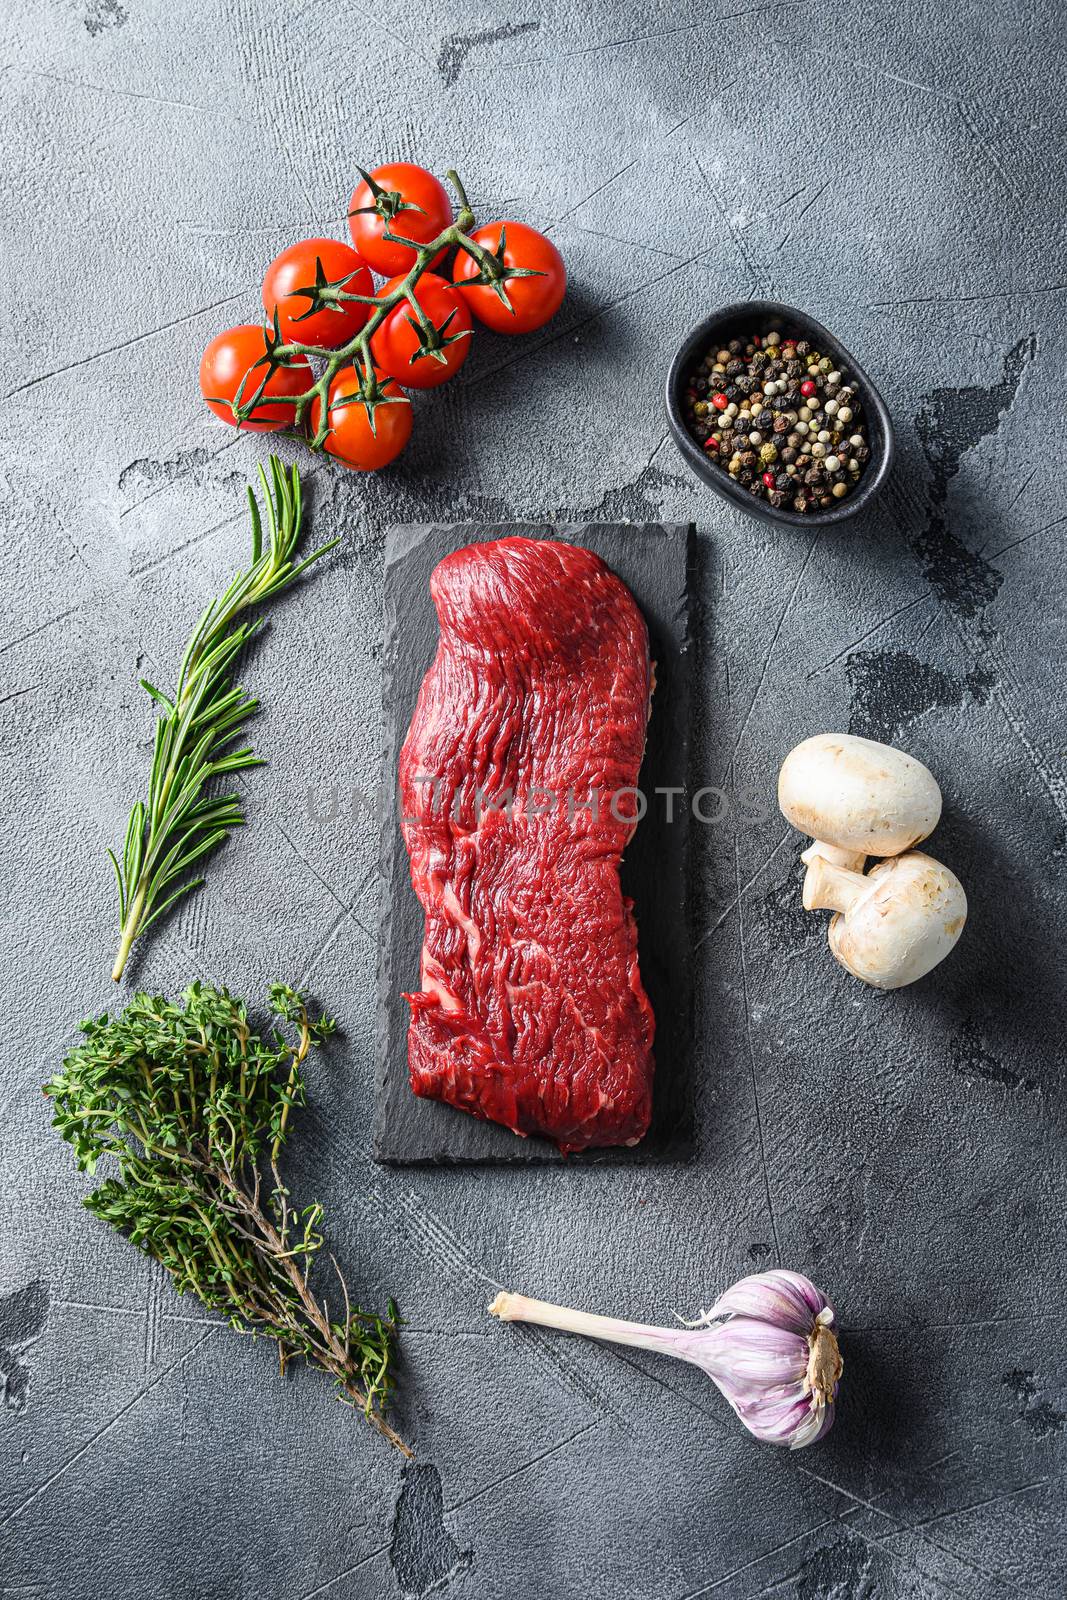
108,457,336,982
45,982,410,1455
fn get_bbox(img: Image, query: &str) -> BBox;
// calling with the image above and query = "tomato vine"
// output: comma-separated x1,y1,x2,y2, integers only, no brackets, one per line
220,169,544,450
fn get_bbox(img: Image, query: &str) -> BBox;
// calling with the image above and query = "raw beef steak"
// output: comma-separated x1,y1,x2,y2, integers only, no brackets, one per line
399,536,655,1153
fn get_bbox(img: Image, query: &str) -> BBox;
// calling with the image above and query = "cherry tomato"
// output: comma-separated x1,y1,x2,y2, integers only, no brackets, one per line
262,237,373,347
370,273,472,389
452,222,566,335
199,325,312,431
310,366,412,471
347,163,452,276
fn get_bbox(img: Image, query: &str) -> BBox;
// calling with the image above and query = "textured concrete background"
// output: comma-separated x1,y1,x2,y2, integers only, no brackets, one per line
2,2,1065,1597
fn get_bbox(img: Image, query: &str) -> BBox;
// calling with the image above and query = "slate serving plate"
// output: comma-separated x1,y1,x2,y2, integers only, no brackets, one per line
373,522,695,1165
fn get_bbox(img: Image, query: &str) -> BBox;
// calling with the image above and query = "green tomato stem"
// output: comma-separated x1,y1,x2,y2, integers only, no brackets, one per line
233,167,497,434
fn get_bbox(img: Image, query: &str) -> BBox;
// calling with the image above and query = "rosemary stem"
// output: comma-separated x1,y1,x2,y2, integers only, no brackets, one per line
112,881,147,982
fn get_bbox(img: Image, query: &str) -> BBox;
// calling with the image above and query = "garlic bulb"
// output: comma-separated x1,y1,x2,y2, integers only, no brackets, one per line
490,1269,842,1450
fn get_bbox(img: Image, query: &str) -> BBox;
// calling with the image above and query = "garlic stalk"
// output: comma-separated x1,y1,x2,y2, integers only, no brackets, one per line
490,1270,842,1450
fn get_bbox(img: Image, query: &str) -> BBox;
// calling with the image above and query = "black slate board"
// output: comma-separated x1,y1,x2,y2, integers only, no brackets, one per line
373,522,695,1164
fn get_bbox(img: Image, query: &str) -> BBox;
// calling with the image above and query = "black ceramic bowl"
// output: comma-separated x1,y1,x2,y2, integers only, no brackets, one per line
665,300,894,527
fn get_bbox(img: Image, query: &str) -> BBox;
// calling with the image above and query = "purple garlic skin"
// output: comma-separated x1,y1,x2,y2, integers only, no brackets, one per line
680,1271,842,1449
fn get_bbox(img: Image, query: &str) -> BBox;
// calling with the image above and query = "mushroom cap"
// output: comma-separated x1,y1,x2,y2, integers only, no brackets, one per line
779,733,942,857
828,851,967,989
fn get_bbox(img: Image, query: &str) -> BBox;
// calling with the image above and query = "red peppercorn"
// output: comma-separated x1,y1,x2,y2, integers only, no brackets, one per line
704,437,718,451
762,470,775,487
800,379,817,397
711,392,728,411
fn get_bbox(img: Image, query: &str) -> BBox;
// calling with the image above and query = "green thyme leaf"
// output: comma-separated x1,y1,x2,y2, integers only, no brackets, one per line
45,983,409,1454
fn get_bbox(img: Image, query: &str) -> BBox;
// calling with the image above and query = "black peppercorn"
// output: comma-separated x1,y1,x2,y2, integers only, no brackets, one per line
684,328,870,511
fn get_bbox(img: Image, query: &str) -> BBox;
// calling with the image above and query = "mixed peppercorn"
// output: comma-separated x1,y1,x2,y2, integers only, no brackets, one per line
683,331,871,512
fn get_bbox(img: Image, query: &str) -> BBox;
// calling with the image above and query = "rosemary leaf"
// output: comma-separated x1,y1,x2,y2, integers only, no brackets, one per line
45,983,410,1456
109,458,337,981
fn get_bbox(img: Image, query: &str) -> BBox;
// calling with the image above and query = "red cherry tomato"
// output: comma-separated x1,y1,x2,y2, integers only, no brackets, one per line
199,325,311,432
452,222,566,335
310,366,412,471
347,163,452,276
370,273,472,389
262,237,373,347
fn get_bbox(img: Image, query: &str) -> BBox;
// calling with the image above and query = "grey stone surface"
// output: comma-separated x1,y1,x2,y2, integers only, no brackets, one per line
1,2,1065,1597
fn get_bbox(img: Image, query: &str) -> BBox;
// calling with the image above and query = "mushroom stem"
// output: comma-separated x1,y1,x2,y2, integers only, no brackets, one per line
800,840,867,875
824,851,967,989
802,856,868,914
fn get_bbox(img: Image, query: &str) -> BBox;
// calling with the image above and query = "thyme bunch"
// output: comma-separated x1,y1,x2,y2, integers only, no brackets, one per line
108,457,336,981
46,982,410,1455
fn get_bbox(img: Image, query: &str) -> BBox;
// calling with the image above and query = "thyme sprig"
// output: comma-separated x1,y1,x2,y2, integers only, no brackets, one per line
108,458,336,982
46,982,410,1455
231,168,543,445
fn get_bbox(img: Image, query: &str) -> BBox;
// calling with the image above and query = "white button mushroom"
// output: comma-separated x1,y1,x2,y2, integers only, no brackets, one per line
803,851,967,989
778,733,943,879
